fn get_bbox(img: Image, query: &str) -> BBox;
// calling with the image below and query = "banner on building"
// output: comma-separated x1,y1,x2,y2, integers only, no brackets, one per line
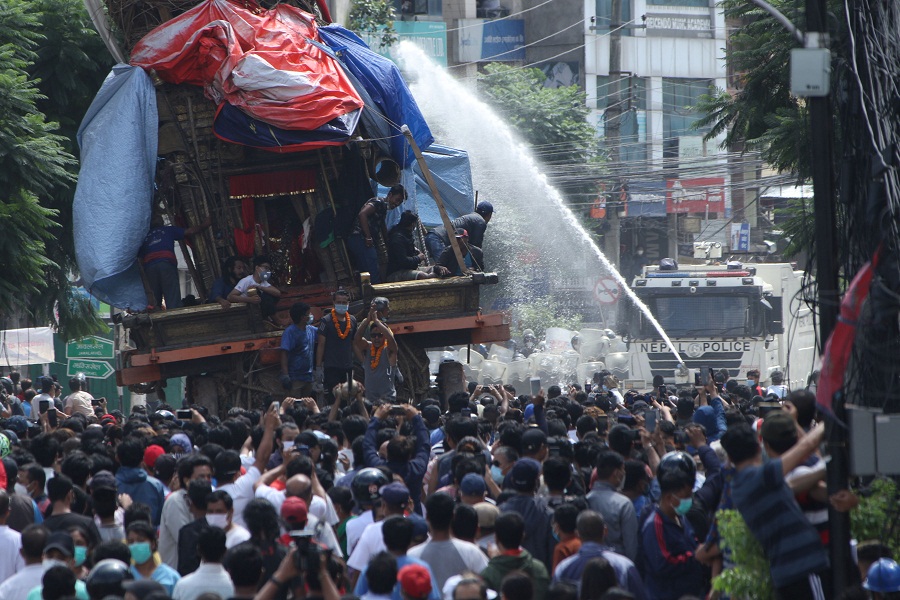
458,19,524,62
731,223,751,251
0,327,55,365
627,180,667,217
666,177,725,214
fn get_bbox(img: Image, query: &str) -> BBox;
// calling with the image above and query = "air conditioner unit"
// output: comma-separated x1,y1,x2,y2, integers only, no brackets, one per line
693,241,723,259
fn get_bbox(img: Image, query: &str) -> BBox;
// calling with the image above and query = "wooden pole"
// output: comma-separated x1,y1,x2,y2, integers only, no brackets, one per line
401,125,468,275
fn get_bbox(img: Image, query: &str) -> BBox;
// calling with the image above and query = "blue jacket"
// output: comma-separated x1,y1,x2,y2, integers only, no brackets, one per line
640,508,704,600
116,466,166,526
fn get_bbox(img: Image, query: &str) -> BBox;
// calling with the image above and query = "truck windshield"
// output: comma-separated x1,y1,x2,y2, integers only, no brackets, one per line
639,294,762,338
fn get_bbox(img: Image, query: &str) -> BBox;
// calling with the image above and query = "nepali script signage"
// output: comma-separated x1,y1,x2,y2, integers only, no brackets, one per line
458,19,525,62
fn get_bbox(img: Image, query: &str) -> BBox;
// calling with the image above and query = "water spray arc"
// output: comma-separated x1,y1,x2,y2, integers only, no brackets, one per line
397,42,685,367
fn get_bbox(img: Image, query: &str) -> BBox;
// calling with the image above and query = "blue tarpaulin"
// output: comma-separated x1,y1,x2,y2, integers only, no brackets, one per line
380,144,475,229
73,65,158,310
319,25,433,168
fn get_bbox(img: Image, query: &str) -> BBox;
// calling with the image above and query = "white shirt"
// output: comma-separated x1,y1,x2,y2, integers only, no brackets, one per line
64,391,94,417
31,394,53,422
304,513,343,558
0,525,23,583
346,520,385,572
225,524,251,548
766,384,788,399
172,562,234,600
255,484,339,525
232,275,271,296
217,466,261,528
346,510,374,556
159,490,191,569
0,563,43,600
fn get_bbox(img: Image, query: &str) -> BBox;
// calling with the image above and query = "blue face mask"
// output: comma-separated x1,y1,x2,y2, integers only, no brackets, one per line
552,529,560,542
490,465,504,485
334,304,349,315
129,542,153,565
74,546,87,567
674,496,693,515
602,385,609,392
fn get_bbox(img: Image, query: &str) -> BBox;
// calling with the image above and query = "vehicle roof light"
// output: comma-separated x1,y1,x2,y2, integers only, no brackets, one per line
646,270,752,279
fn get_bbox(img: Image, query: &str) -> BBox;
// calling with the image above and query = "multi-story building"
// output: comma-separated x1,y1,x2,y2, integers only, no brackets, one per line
584,0,731,270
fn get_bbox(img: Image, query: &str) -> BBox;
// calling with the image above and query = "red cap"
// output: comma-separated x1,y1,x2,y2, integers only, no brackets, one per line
100,414,117,424
280,496,308,526
143,444,165,469
398,564,432,599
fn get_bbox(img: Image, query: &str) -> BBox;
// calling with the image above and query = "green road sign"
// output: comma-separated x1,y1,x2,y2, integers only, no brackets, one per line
66,336,114,360
67,359,114,380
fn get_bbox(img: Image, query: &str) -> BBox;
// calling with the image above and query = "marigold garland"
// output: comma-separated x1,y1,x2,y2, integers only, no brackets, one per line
332,309,352,339
370,338,388,368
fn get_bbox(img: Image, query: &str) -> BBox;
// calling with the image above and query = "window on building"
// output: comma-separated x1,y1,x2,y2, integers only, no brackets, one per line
598,76,648,163
594,0,634,36
394,0,442,17
596,75,647,110
662,78,712,163
647,0,709,7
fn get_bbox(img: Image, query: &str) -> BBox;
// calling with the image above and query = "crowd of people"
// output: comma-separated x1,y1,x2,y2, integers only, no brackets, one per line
0,323,895,600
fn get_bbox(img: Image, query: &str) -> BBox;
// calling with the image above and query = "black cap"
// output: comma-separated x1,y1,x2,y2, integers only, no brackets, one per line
214,450,242,480
521,428,547,453
45,531,75,558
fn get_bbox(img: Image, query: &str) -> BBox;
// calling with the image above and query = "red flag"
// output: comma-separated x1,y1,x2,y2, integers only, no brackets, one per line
816,247,882,418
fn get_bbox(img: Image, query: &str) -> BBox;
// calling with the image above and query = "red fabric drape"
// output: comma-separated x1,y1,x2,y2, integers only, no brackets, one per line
233,197,256,256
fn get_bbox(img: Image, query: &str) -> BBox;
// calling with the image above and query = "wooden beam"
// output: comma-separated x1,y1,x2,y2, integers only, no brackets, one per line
401,125,468,275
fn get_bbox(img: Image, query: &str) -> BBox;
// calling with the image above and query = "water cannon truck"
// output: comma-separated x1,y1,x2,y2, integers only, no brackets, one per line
612,261,816,390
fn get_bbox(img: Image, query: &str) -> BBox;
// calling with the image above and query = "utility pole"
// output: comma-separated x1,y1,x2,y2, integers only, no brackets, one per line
606,0,623,271
805,0,847,593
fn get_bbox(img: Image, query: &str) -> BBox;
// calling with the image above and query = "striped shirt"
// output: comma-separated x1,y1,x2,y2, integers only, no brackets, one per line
731,458,829,587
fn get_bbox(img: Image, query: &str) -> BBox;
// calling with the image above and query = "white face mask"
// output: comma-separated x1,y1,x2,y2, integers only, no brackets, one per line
15,483,28,497
282,441,295,452
206,513,229,529
43,559,67,570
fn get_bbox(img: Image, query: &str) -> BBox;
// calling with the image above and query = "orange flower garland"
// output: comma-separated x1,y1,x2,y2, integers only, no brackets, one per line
332,309,352,339
370,338,388,368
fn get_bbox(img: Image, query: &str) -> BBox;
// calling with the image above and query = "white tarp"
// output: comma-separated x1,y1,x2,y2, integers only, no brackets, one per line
0,327,55,365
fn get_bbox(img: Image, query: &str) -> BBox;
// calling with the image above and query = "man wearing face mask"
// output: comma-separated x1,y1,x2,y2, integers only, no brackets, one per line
227,255,282,318
126,521,180,594
204,490,251,549
640,451,705,600
586,450,638,562
315,289,357,402
280,302,317,398
26,531,90,600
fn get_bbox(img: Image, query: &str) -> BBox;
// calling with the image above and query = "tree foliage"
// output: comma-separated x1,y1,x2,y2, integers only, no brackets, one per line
712,509,774,600
478,63,596,165
348,0,397,50
0,0,112,339
851,479,900,560
692,0,819,177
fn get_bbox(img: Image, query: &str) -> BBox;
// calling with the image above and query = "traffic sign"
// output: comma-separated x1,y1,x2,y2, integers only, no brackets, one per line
66,336,114,360
594,278,621,305
67,359,114,380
